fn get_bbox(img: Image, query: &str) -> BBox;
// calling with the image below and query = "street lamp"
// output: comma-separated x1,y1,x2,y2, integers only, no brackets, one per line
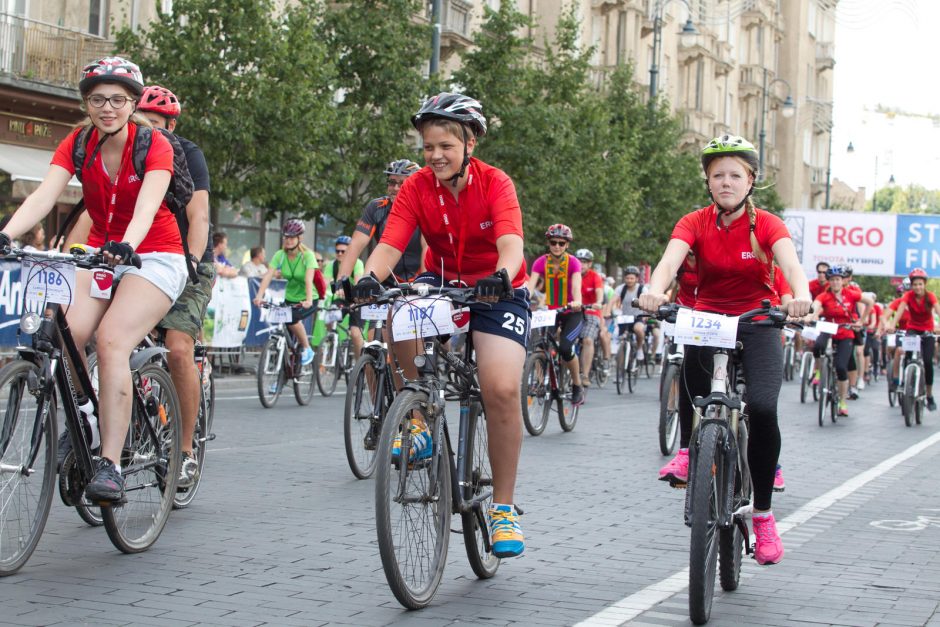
649,0,698,108
757,69,795,180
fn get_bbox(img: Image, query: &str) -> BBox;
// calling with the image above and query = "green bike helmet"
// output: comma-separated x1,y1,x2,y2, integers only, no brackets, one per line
701,134,760,176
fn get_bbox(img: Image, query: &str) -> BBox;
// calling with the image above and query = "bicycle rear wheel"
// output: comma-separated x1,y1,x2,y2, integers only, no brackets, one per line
626,343,638,393
343,353,382,479
688,422,723,625
257,338,284,408
101,363,181,553
0,361,56,577
315,333,340,397
293,355,317,406
799,351,813,403
521,352,550,436
783,345,794,381
592,354,609,388
902,366,916,427
375,389,450,609
614,343,626,395
659,363,680,455
462,401,500,579
556,365,579,432
173,382,210,510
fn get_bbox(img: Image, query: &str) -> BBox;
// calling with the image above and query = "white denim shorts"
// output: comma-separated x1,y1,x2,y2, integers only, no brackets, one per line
114,252,188,302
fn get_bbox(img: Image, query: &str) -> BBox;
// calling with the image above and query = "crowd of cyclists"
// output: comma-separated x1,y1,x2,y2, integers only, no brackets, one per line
1,55,939,622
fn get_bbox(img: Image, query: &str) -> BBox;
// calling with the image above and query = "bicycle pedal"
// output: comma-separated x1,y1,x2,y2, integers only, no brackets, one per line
96,496,127,507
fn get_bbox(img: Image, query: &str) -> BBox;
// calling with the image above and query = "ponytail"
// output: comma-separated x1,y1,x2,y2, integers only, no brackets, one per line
746,197,776,286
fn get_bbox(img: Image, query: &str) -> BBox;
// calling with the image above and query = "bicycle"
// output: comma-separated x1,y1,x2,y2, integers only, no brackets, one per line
613,312,651,394
813,321,851,427
797,330,816,404
314,305,355,397
0,247,181,576
343,307,397,480
898,331,930,427
371,283,502,609
256,302,317,408
781,327,797,381
521,308,580,436
651,300,790,625
658,331,682,456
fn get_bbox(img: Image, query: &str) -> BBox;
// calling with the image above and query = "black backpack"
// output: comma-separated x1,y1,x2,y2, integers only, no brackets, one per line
59,124,198,283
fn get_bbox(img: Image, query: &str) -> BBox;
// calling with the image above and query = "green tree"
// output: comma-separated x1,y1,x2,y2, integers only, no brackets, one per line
115,0,337,218
310,0,430,228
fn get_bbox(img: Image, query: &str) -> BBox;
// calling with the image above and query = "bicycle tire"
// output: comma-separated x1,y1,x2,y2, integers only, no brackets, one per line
688,422,723,625
292,352,317,406
101,363,181,554
343,353,381,479
903,365,916,427
783,345,794,381
659,363,680,456
521,352,550,436
626,343,637,393
592,354,609,388
556,363,579,432
375,389,450,609
257,338,284,408
829,363,838,424
915,367,924,425
0,361,56,576
817,357,828,427
719,419,749,592
462,401,500,579
614,343,626,395
799,351,813,403
173,379,210,509
315,333,340,397
888,364,897,408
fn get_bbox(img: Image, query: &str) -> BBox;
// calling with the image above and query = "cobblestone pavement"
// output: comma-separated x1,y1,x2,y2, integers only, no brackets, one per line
2,364,940,626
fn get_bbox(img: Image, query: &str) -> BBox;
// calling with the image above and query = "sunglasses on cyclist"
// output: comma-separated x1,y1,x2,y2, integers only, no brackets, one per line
548,240,568,247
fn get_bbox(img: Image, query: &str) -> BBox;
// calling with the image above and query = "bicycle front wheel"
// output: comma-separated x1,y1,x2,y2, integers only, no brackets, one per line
375,389,451,609
783,344,794,381
688,422,723,625
315,333,340,397
817,357,829,427
659,362,680,455
626,343,638,393
556,364,579,432
257,339,284,408
102,363,181,553
799,351,813,403
614,342,626,395
343,353,382,479
0,361,56,577
521,352,550,436
903,365,916,427
592,355,609,388
293,353,317,406
462,401,500,579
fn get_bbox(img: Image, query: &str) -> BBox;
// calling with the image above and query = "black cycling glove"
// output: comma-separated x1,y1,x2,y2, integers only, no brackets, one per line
352,275,383,302
475,270,513,300
102,240,135,264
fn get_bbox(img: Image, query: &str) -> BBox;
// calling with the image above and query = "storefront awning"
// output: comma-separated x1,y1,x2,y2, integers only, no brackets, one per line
0,143,82,203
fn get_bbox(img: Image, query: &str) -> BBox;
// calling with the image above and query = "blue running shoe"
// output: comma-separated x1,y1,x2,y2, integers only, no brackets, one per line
301,347,315,366
391,419,433,463
489,504,524,558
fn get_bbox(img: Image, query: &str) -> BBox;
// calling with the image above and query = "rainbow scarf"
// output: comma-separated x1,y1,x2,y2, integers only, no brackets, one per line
544,253,570,308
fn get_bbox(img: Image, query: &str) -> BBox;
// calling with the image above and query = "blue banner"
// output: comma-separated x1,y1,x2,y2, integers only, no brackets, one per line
894,214,940,276
0,262,26,347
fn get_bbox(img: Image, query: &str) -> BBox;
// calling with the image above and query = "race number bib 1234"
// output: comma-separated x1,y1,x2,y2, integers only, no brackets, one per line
673,308,738,349
392,297,454,341
23,260,76,306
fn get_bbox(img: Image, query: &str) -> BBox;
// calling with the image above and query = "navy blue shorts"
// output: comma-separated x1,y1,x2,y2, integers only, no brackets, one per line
412,273,530,349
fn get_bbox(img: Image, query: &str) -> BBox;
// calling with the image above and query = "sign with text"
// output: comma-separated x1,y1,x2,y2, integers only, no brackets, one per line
783,210,896,277
894,214,940,276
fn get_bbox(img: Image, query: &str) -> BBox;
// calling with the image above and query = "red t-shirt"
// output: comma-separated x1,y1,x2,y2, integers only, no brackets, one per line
816,287,861,340
772,268,792,307
51,123,183,254
675,257,697,308
581,269,603,317
380,158,527,287
867,303,883,330
900,290,938,332
888,297,910,330
671,205,790,315
808,278,828,301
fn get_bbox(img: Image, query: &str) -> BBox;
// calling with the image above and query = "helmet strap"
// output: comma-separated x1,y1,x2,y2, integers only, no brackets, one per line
708,183,754,215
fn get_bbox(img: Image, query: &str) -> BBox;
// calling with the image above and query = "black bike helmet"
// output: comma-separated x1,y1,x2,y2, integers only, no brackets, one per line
411,92,487,137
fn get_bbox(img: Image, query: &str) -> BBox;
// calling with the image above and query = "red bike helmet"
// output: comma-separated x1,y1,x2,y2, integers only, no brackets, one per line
79,56,144,96
139,85,181,118
909,267,929,282
545,224,573,241
282,219,305,237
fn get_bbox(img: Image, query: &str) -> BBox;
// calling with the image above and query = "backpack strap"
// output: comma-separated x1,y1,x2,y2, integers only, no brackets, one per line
70,126,94,182
53,199,86,249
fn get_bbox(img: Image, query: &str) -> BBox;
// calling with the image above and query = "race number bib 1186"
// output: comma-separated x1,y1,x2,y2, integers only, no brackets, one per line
23,260,76,305
673,308,738,349
392,297,454,341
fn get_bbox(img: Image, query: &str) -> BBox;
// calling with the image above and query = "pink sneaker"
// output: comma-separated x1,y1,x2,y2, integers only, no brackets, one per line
773,465,785,492
658,449,689,484
752,512,784,565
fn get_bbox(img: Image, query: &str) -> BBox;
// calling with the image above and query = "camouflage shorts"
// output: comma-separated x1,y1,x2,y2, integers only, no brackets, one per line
157,261,216,339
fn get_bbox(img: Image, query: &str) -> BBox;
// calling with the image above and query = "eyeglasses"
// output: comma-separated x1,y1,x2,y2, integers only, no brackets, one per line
387,178,406,188
86,94,134,109
315,258,324,263
335,248,347,254
548,240,568,247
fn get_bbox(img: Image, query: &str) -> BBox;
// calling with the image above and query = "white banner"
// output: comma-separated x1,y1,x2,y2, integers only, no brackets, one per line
783,209,896,277
205,277,251,348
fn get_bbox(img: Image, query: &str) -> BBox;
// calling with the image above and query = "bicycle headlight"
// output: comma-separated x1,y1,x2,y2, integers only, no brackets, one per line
19,311,41,335
413,355,427,369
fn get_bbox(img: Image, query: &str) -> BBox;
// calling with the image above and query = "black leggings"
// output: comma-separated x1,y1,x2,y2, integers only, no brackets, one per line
813,333,857,380
556,311,583,362
907,332,936,387
679,325,782,511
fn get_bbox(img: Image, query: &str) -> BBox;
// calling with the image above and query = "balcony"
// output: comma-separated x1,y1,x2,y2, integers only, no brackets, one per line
812,100,833,134
0,13,112,90
714,41,734,76
738,64,767,98
739,0,779,30
816,41,835,71
439,0,474,58
679,107,714,147
809,165,827,196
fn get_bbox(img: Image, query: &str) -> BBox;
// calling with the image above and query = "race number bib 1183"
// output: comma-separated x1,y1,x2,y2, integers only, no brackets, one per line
392,297,454,341
673,308,738,349
23,260,76,305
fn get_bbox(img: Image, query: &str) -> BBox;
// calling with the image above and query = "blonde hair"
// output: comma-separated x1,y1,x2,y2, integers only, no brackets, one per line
416,118,471,143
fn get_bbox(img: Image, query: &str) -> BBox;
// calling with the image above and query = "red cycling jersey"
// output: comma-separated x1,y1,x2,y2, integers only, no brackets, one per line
888,297,910,330
671,204,790,315
816,288,861,340
900,290,938,332
808,277,828,300
51,123,183,255
380,158,526,287
580,269,604,317
866,302,883,330
675,256,697,308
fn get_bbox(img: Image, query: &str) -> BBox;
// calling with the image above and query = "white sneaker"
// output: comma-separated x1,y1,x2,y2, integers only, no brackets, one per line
858,379,866,391
636,349,645,362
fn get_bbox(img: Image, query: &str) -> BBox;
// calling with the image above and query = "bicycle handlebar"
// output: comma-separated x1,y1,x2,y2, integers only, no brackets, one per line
355,283,478,308
2,245,142,269
638,299,789,328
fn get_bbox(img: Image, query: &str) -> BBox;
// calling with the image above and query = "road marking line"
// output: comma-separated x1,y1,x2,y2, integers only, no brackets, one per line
574,429,940,626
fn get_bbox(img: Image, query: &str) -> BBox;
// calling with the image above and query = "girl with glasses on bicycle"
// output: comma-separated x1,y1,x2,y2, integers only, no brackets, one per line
0,57,190,503
253,219,328,367
639,134,811,565
886,268,940,411
352,92,528,558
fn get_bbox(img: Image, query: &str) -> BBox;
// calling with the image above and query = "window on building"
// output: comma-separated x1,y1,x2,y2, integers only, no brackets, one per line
88,0,106,36
803,129,812,164
808,0,817,38
616,10,627,65
162,0,174,14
